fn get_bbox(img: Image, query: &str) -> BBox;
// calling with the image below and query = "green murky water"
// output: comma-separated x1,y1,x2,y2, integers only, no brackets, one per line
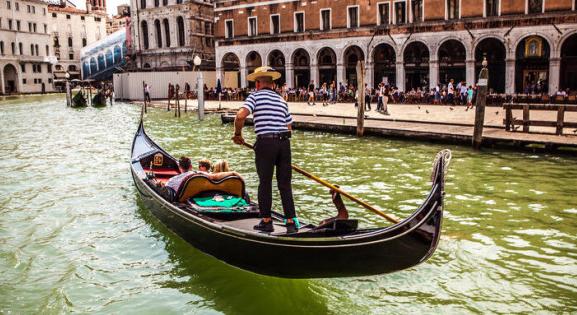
1,95,576,314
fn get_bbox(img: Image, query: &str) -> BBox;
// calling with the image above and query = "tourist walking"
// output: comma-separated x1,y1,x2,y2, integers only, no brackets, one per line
144,83,152,104
447,79,455,105
308,80,316,106
466,85,474,110
232,66,298,234
364,84,372,111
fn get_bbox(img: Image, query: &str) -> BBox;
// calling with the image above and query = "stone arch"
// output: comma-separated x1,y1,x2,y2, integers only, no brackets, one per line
511,32,554,60
556,29,577,59
245,51,262,88
515,34,551,93
434,36,471,59
317,47,337,86
369,40,398,63
372,42,396,87
343,45,365,87
403,41,430,90
291,48,311,88
401,39,430,61
475,37,507,93
3,63,19,94
221,52,240,88
141,21,149,49
560,32,577,91
438,39,467,85
105,49,113,66
267,49,286,85
154,19,162,48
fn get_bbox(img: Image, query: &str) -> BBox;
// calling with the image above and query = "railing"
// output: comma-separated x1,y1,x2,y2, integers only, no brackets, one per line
503,103,577,135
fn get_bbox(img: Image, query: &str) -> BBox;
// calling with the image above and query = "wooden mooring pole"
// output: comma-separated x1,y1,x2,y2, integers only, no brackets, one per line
356,60,365,137
142,81,147,113
473,57,489,150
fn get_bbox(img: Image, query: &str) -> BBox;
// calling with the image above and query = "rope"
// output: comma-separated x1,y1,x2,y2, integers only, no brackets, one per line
430,149,452,184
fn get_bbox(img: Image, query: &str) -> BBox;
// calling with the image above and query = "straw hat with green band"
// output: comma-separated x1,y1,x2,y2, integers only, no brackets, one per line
247,66,281,82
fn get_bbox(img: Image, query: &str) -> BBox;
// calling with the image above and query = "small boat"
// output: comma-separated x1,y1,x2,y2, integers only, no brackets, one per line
130,121,448,278
71,90,87,107
92,91,107,107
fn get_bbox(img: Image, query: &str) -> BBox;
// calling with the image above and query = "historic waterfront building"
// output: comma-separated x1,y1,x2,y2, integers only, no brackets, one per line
107,4,130,35
214,0,577,94
129,0,215,71
48,0,108,81
0,0,57,94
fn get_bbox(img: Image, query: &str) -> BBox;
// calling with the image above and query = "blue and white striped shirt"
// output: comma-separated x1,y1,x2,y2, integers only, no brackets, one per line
242,88,293,136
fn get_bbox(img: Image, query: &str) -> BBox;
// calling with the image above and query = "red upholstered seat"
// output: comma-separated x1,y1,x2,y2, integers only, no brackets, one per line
144,168,179,177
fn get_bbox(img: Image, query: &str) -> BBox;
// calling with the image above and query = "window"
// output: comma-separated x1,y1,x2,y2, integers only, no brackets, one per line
140,0,146,9
23,79,26,84
44,24,47,33
69,53,73,60
412,0,423,22
6,1,10,9
32,5,34,13
30,44,33,55
294,12,304,32
347,6,359,28
45,45,49,55
28,22,32,32
66,14,70,19
16,20,20,31
177,16,185,45
26,4,30,12
394,1,406,25
154,20,161,48
163,19,170,47
248,17,257,36
8,19,12,30
33,23,36,32
485,0,499,16
270,14,280,34
162,0,167,5
446,0,460,19
52,12,56,17
378,3,390,25
11,42,15,54
81,16,85,21
0,41,3,55
527,0,543,13
21,64,25,72
68,37,72,47
176,0,182,3
95,17,101,22
18,42,22,54
154,0,159,7
15,1,18,10
141,21,149,49
43,8,45,15
320,9,331,31
82,38,87,47
225,19,233,39
47,64,52,72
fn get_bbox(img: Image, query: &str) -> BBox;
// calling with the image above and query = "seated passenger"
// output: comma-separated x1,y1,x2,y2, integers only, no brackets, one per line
211,159,242,180
165,157,212,191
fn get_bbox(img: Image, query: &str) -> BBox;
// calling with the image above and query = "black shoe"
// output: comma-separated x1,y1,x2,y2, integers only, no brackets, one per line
286,222,298,234
254,219,274,232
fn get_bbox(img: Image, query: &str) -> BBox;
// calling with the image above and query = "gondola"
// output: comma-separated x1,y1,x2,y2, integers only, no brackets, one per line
71,89,87,107
130,120,449,278
92,91,106,107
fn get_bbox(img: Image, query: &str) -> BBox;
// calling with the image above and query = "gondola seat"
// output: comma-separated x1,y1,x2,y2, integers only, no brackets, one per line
176,174,245,203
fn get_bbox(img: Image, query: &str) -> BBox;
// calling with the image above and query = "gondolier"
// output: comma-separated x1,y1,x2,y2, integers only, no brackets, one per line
232,66,298,233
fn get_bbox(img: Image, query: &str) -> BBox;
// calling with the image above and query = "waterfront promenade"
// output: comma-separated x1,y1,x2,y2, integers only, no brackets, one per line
137,100,577,150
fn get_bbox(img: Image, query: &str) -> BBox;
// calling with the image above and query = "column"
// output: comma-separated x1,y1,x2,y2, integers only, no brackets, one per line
240,66,247,88
310,62,319,86
285,62,294,89
548,58,560,94
466,59,475,85
505,58,515,94
396,61,405,92
429,59,439,89
365,62,374,88
336,63,345,86
0,67,4,94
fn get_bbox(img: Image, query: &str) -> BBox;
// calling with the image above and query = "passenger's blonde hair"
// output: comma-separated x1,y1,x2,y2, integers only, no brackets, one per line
213,160,230,173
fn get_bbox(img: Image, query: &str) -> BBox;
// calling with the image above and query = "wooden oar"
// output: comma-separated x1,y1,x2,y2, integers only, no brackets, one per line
240,142,400,224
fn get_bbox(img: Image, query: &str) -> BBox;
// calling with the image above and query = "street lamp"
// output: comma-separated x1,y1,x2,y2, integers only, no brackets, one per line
193,55,204,120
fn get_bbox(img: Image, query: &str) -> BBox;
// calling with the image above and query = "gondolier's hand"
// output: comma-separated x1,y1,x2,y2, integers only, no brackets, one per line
232,133,244,145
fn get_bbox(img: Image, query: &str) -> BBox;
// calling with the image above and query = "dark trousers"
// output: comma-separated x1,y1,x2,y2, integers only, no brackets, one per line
255,137,296,219
365,95,371,110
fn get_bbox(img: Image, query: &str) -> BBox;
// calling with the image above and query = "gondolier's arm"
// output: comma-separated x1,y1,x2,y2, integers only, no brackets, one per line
232,108,250,145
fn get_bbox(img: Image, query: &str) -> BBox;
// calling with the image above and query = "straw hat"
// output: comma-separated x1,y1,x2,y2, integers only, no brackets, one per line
247,66,281,82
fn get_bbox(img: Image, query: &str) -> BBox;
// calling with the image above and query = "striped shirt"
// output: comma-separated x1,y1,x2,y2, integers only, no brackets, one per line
242,88,293,136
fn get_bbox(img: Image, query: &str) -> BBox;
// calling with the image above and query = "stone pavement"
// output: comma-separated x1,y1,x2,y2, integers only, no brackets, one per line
141,99,577,135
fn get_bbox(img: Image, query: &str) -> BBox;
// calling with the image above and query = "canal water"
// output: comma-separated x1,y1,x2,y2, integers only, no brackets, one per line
1,95,576,314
